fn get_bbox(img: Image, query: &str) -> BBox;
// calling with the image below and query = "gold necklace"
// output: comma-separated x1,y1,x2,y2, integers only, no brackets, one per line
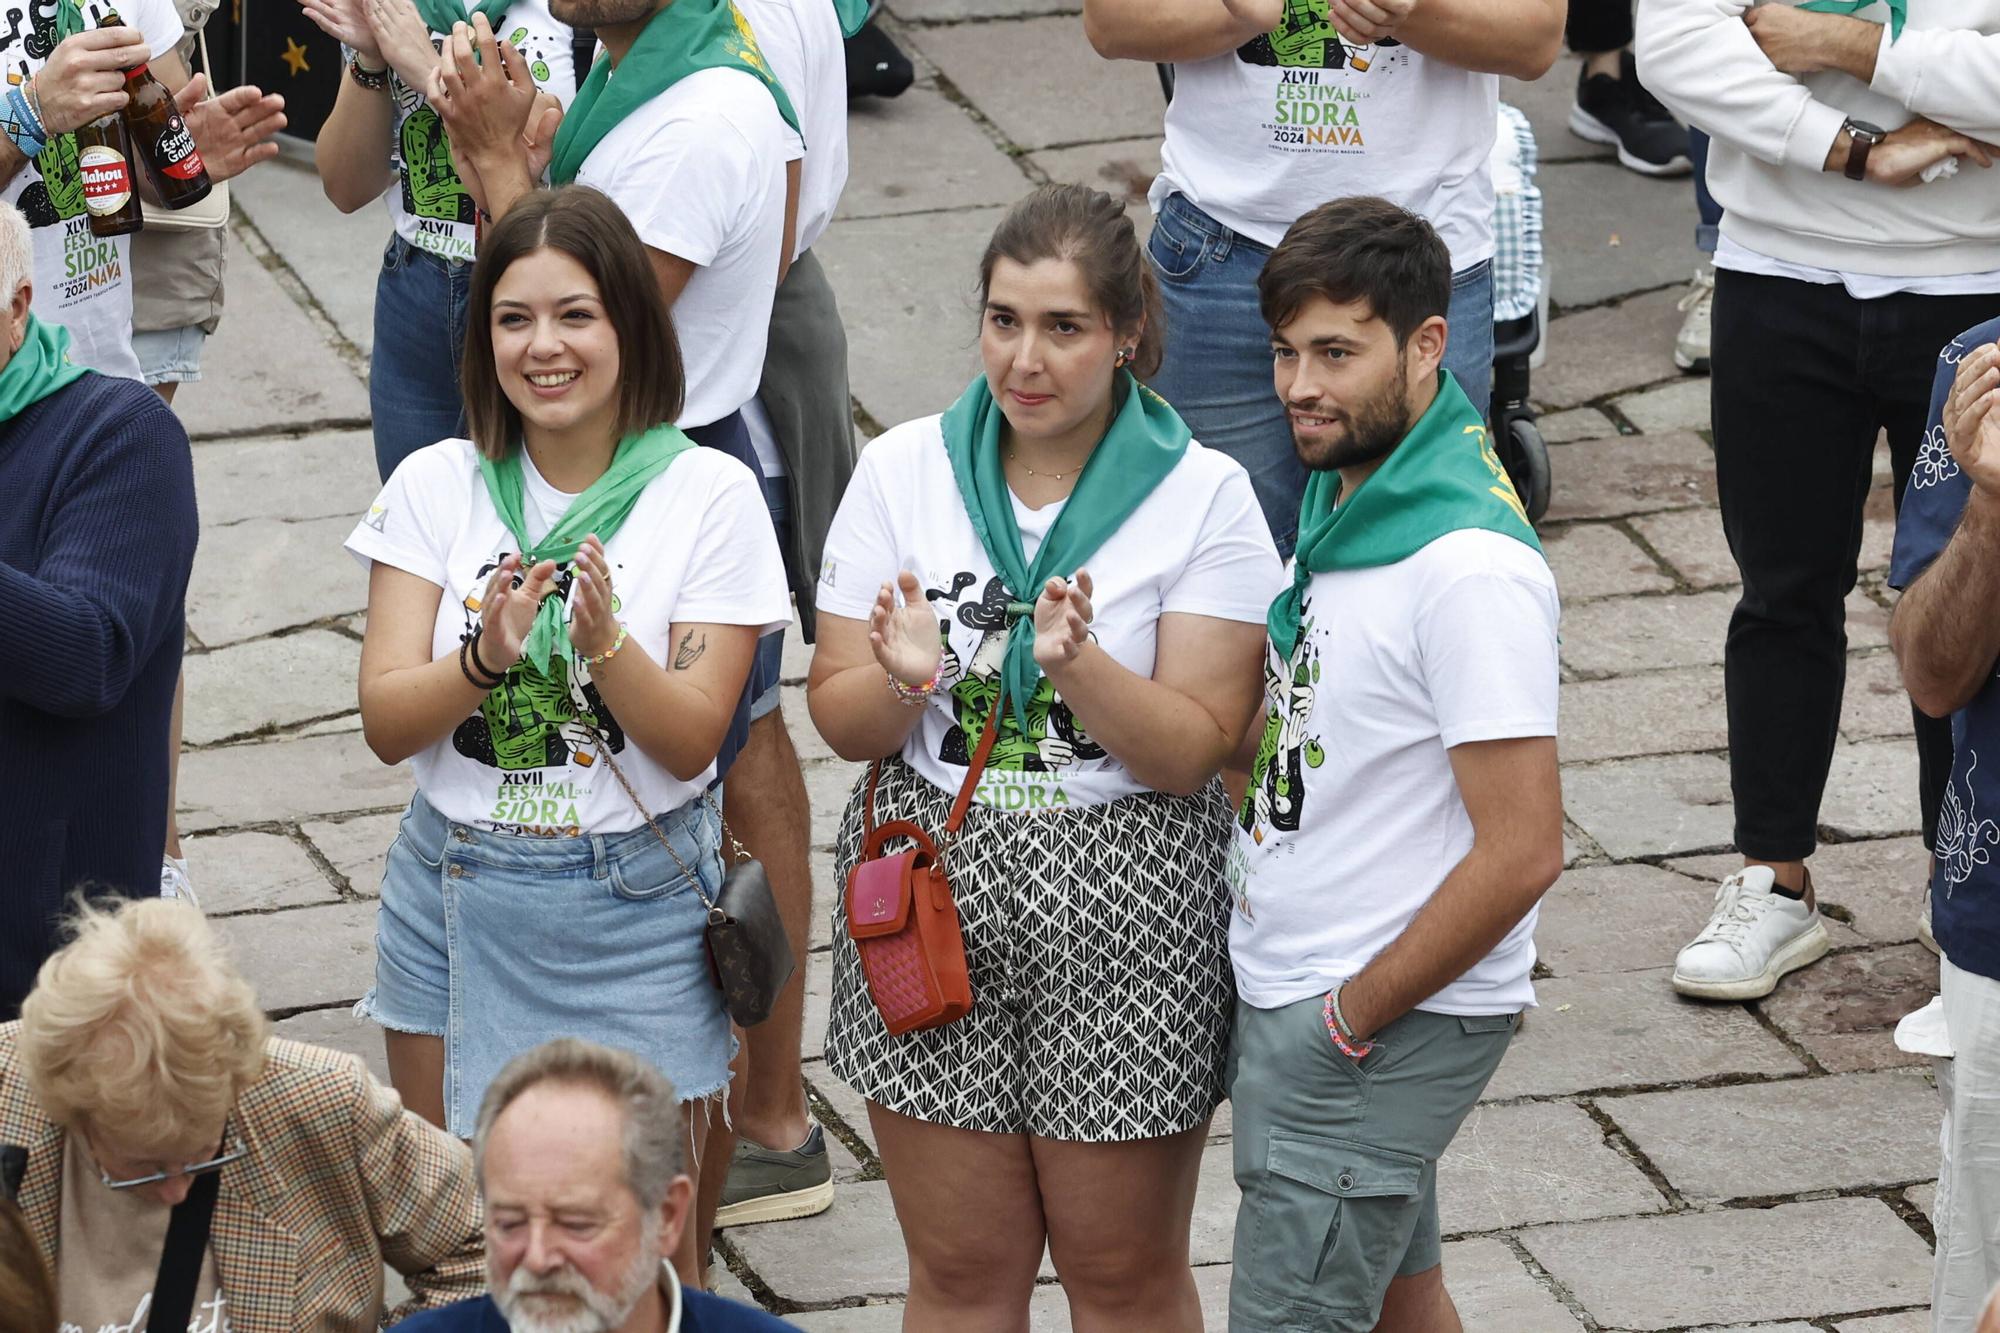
1007,447,1083,482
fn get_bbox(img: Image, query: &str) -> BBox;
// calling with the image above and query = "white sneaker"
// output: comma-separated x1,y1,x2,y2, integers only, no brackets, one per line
1674,266,1714,374
1672,866,1829,1000
160,855,199,911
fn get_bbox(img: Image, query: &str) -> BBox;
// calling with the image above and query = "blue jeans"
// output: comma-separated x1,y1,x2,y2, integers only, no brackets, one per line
370,236,472,483
1147,193,1495,558
1691,129,1722,255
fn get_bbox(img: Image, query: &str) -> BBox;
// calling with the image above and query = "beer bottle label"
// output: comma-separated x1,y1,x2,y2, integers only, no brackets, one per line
155,114,205,181
79,144,134,217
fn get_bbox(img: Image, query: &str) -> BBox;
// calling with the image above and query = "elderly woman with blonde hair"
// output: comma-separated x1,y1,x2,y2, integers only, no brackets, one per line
0,895,485,1330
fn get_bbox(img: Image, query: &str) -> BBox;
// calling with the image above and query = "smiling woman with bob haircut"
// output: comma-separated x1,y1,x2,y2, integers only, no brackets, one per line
807,182,1285,1330
345,185,791,1283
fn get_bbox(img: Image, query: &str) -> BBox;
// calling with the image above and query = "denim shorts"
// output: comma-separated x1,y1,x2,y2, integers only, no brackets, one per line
1147,191,1495,559
1227,998,1516,1330
132,324,207,385
358,793,734,1137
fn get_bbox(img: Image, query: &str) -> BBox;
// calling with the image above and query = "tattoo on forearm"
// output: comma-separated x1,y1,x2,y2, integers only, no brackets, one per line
673,631,707,670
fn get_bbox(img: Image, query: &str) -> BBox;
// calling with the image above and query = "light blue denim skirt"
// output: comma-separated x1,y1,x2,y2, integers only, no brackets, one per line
359,792,733,1137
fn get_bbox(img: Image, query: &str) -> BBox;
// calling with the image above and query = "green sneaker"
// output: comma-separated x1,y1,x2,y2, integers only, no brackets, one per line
716,1123,834,1226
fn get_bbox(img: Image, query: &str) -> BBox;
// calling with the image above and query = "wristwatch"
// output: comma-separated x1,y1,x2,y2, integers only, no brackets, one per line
348,55,389,91
1843,118,1888,182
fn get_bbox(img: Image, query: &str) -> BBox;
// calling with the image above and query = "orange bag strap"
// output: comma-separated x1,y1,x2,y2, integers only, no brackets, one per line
863,691,1007,848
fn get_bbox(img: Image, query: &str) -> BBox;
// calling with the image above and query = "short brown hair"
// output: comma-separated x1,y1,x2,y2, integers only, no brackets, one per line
979,183,1166,379
1258,196,1452,346
473,1038,684,1212
460,187,686,460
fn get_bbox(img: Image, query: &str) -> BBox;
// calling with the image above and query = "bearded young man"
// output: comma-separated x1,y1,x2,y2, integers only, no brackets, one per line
1225,197,1563,1333
395,1039,799,1333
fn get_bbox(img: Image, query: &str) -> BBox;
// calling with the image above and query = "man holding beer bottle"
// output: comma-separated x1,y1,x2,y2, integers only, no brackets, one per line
0,0,285,377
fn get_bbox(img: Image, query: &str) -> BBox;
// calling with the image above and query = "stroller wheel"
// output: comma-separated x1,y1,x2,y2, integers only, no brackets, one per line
1507,416,1552,525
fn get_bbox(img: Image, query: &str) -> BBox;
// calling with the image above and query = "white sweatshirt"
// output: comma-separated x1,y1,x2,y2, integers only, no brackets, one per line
1637,0,2000,276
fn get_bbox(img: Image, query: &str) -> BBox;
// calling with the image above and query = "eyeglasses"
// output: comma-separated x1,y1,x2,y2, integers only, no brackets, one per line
96,1134,248,1191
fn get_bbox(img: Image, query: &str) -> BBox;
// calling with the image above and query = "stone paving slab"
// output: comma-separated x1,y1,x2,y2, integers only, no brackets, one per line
214,899,379,1013
1025,137,1159,238
182,829,341,914
1541,405,1618,442
300,811,403,897
1839,1315,1932,1333
1540,429,1717,523
182,629,360,745
1910,1182,1938,1219
818,206,1003,430
1540,522,1676,602
175,224,369,441
1634,501,1897,590
903,17,1163,151
1538,159,1699,310
230,160,387,357
1755,945,1940,1075
838,83,1032,221
806,758,860,852
1822,738,1924,840
1534,286,1689,409
1846,651,1923,743
1559,589,1736,676
1503,59,1612,169
1532,864,1761,977
1440,1237,1589,1331
191,430,379,527
1559,751,1735,860
888,0,1081,21
729,1179,910,1305
1485,968,1805,1100
272,1005,391,1085
185,515,368,646
1667,837,1932,946
1614,377,1710,436
1605,1071,1940,1203
178,731,413,833
1438,1100,1663,1234
1558,665,1728,763
1520,1196,1933,1329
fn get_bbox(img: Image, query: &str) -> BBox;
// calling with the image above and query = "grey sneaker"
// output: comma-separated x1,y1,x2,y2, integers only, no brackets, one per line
716,1123,833,1227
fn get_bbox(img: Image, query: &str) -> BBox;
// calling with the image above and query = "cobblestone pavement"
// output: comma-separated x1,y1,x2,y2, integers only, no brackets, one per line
183,13,1942,1329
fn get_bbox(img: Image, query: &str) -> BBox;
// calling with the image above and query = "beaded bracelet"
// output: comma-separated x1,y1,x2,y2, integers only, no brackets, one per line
1323,987,1375,1061
885,653,942,707
12,80,44,143
585,623,629,666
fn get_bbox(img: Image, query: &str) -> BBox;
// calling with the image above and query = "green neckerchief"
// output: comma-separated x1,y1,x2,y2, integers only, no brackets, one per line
476,423,694,674
942,370,1190,737
54,0,81,41
1798,0,1904,39
410,0,509,37
832,0,870,38
0,316,88,421
1268,370,1542,659
549,0,801,185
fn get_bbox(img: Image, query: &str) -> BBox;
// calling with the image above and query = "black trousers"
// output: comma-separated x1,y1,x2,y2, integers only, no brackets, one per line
1567,0,1633,53
1712,270,1988,860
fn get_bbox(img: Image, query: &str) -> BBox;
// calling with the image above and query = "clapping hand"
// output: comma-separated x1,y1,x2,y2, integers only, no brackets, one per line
1325,0,1418,43
363,0,440,91
1945,345,2000,498
869,571,944,687
1032,570,1094,672
568,534,620,660
297,0,381,64
179,77,286,182
477,552,561,668
432,14,537,159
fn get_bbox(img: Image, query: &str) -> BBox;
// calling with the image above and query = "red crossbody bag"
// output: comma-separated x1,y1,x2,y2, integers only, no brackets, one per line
845,695,1005,1036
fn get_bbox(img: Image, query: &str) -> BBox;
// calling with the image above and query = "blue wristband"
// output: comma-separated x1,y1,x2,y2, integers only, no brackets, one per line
14,83,44,142
3,87,45,161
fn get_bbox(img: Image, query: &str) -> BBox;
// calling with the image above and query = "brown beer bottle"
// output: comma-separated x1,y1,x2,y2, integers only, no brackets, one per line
76,110,142,237
98,9,212,209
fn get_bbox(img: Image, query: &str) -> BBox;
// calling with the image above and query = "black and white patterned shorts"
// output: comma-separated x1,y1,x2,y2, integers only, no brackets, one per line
824,758,1237,1142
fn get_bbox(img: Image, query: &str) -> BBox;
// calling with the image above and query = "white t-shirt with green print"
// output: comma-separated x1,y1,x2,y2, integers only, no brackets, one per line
377,3,575,263
816,413,1285,813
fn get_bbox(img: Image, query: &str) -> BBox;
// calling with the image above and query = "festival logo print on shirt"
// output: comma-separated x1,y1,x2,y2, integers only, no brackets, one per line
61,1291,230,1333
452,555,627,836
927,571,1105,811
1235,0,1409,153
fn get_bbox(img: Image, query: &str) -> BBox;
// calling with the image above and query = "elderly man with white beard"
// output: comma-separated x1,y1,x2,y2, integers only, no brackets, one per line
395,1039,799,1333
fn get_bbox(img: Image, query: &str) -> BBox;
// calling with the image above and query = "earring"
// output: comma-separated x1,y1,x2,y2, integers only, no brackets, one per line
1115,347,1134,368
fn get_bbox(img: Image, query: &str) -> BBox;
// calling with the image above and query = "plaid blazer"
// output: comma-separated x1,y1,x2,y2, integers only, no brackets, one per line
0,1026,487,1330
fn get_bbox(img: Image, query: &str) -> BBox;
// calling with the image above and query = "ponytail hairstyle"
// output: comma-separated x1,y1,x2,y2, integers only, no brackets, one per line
977,183,1166,380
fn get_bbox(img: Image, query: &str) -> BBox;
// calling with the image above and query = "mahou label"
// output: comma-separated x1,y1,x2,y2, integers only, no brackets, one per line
155,117,205,181
79,144,133,216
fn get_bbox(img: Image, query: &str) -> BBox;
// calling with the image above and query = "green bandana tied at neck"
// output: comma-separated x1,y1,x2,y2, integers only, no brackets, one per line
410,0,510,39
832,0,870,37
549,0,801,185
1797,0,1905,40
942,370,1190,737
1267,370,1542,660
476,423,694,675
0,316,88,421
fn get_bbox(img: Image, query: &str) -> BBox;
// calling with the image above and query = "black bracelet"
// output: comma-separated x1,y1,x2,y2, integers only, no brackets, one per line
467,623,510,683
348,56,389,91
459,636,504,691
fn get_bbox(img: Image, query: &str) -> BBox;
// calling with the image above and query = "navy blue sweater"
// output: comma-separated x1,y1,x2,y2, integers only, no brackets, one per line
396,1289,801,1332
0,373,196,1016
